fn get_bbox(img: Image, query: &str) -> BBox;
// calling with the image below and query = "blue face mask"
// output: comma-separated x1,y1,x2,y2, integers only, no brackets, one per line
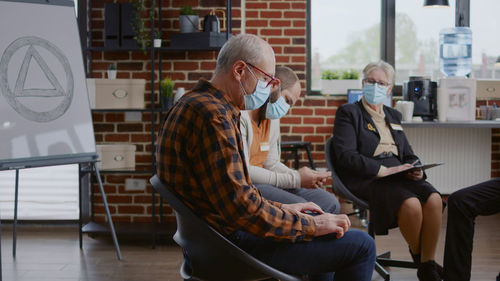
363,83,389,105
240,67,271,110
265,96,290,119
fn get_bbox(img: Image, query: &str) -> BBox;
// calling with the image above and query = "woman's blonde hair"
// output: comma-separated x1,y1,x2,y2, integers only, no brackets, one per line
362,60,395,84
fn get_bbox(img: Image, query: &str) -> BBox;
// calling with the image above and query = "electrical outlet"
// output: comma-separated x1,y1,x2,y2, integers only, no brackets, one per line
125,178,146,191
125,111,142,122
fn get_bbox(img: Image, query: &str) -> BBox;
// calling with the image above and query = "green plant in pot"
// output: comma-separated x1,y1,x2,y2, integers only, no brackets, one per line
107,63,117,79
320,69,361,95
341,69,360,80
129,0,150,52
321,70,341,80
179,6,199,33
160,77,175,111
130,0,154,52
153,31,162,48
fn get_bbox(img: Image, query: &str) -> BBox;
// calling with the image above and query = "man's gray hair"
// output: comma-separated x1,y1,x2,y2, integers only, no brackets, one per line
215,34,264,74
362,60,395,84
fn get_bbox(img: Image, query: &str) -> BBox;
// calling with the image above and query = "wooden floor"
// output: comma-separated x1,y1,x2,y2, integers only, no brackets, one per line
1,207,499,281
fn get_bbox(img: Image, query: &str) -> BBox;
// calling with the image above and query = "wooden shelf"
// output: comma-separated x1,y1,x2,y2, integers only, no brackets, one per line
91,108,161,113
97,169,154,174
159,46,222,52
401,120,500,128
86,46,222,52
86,46,149,52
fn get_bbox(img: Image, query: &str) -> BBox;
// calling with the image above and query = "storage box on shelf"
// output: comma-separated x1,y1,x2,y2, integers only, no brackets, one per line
87,79,146,109
96,144,136,170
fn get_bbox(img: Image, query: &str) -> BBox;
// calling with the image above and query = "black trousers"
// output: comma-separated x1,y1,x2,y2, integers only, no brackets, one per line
444,179,500,281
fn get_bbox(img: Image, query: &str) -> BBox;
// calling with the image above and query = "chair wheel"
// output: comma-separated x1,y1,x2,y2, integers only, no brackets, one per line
360,218,368,228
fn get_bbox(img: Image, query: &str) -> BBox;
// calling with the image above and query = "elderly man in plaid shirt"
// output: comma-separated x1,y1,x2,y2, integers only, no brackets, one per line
157,33,375,281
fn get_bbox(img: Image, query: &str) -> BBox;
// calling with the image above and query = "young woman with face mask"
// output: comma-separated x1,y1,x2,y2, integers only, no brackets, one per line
240,66,341,215
332,61,444,281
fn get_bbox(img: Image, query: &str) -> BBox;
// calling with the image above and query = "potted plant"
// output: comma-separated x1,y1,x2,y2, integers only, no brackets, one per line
107,63,117,79
320,69,361,95
160,77,175,111
179,6,199,33
130,0,152,52
153,31,162,48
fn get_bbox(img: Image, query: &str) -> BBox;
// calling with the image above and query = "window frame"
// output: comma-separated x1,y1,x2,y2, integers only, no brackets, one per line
306,0,470,95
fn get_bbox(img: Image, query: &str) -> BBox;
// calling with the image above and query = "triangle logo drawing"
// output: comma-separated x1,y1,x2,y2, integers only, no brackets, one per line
14,45,65,98
0,36,74,122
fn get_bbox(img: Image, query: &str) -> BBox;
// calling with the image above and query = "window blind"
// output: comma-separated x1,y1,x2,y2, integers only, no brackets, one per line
0,164,79,220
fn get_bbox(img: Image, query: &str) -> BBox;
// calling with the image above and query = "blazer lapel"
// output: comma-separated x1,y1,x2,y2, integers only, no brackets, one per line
383,107,404,159
357,101,379,136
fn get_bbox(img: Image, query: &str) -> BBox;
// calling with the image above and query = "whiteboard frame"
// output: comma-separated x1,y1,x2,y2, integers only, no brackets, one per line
0,0,97,170
0,153,98,171
2,0,74,7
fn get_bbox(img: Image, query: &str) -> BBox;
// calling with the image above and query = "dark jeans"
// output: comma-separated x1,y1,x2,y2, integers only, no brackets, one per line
444,179,500,281
255,184,341,214
229,229,376,281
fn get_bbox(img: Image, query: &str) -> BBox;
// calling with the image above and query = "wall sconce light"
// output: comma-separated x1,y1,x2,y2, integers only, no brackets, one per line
424,0,449,7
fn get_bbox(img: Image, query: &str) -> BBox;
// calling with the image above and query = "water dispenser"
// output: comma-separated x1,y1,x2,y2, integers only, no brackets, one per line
439,27,472,77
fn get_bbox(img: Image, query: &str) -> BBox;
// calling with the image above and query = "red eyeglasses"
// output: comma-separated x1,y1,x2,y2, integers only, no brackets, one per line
245,62,277,88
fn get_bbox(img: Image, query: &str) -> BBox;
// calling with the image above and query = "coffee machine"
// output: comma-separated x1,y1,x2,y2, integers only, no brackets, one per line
403,77,438,121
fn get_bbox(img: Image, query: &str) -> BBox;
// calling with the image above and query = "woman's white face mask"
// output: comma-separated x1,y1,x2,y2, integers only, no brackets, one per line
363,83,389,105
265,94,290,119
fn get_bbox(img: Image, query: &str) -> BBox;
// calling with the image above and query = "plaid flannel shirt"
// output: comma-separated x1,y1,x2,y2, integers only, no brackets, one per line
156,79,316,242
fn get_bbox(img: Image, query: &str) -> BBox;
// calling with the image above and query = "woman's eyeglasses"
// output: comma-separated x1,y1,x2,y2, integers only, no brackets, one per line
364,78,391,87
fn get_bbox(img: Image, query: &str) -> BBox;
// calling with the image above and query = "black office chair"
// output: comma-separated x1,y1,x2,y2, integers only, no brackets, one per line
149,175,306,281
325,136,417,281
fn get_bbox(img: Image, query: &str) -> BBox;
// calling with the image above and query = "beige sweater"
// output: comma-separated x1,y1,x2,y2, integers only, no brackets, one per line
240,111,301,189
362,98,398,177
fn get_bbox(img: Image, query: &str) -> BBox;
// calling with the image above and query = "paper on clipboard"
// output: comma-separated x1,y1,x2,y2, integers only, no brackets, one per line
412,163,444,171
383,163,445,177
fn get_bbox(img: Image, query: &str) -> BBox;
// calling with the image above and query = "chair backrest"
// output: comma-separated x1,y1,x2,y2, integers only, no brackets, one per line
325,136,369,210
149,175,305,281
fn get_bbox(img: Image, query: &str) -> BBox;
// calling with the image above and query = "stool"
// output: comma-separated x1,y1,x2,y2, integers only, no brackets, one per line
280,141,315,170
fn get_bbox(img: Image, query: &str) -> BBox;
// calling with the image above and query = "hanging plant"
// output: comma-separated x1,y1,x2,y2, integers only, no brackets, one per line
129,0,153,52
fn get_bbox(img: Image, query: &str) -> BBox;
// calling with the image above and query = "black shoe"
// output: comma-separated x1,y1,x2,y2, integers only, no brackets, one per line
417,260,442,281
409,248,444,279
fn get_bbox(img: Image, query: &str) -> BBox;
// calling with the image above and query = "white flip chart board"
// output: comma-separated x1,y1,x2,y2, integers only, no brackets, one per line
0,0,96,169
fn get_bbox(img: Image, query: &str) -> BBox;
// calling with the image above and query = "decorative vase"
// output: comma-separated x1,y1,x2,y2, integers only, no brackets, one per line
174,87,185,103
179,15,199,33
161,96,174,111
154,38,162,48
107,70,117,79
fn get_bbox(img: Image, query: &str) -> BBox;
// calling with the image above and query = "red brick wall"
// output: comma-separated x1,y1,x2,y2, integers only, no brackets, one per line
90,0,499,223
90,0,241,223
493,128,500,178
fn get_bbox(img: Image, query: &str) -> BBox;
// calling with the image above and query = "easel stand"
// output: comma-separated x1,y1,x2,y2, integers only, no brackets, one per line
0,154,122,281
0,208,2,281
79,163,122,260
10,162,122,260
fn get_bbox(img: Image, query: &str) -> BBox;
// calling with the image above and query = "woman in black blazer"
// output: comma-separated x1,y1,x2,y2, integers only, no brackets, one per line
332,61,443,281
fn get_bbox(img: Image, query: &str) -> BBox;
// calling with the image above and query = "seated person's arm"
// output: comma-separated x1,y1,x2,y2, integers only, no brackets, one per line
197,116,315,242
